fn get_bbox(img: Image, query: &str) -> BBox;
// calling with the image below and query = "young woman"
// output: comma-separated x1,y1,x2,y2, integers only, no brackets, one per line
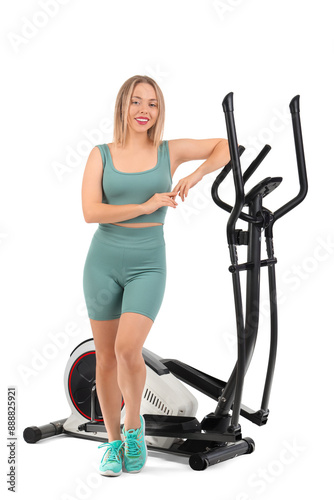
81,75,230,476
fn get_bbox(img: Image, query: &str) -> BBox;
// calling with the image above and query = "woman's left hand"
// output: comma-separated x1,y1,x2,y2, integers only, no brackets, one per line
172,171,203,202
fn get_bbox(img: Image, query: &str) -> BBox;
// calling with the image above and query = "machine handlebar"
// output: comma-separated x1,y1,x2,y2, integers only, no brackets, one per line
212,92,308,239
274,95,308,221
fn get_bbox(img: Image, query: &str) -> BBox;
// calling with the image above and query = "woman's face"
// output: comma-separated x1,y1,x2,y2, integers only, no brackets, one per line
127,83,159,135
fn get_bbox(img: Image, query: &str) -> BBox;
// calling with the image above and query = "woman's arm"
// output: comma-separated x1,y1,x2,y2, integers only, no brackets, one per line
169,138,230,200
81,147,145,223
169,138,229,172
194,138,230,177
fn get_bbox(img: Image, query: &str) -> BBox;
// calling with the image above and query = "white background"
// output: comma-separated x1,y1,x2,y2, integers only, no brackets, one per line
1,0,333,498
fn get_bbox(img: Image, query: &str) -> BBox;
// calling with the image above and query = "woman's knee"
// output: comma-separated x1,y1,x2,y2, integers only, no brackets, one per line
114,341,142,368
95,349,117,371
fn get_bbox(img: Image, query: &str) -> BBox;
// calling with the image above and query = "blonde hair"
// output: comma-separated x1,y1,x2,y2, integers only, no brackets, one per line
113,75,165,148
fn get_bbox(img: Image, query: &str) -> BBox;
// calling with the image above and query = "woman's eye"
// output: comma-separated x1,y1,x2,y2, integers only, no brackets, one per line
131,101,157,107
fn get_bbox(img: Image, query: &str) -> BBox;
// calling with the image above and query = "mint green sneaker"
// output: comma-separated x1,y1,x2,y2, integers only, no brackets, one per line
123,415,147,473
98,440,124,476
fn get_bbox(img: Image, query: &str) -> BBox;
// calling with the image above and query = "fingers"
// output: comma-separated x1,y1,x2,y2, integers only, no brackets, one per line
164,193,178,208
166,190,178,202
178,187,187,202
164,187,189,205
174,183,188,202
169,187,187,202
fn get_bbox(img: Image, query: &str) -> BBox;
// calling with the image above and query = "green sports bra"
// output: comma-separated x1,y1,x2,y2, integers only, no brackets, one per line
96,141,173,225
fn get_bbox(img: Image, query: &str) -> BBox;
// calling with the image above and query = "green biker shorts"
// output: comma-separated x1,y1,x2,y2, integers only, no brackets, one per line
83,224,167,322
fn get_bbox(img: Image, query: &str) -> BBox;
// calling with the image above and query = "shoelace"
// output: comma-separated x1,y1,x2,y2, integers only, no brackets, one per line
125,433,141,457
98,442,124,463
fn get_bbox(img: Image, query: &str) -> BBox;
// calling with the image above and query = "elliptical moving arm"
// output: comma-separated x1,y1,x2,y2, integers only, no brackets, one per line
274,95,308,222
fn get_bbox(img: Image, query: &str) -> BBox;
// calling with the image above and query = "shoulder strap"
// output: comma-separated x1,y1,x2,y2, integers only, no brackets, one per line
161,140,172,184
162,140,171,165
96,144,107,171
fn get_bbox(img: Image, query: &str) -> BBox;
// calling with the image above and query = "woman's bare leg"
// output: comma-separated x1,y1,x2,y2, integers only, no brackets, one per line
115,312,154,431
90,318,122,442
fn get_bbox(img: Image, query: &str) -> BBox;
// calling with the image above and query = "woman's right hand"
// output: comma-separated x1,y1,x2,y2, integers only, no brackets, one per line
142,191,178,214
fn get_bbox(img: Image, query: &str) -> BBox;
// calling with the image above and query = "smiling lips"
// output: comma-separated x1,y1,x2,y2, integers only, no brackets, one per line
135,117,149,125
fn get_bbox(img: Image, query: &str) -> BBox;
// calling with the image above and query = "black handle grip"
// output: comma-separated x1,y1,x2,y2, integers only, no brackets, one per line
289,95,300,114
222,92,234,113
274,95,308,221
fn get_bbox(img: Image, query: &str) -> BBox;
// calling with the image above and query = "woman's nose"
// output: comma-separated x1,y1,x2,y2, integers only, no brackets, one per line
139,103,150,114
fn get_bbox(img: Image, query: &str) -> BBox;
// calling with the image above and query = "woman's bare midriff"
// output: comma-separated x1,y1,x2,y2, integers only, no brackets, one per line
111,223,162,228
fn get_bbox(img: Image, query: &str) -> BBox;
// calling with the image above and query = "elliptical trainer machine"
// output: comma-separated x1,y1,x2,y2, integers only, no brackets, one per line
24,92,308,471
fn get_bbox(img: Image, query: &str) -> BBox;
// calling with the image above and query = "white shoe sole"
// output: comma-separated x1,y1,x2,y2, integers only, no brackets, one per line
99,468,122,477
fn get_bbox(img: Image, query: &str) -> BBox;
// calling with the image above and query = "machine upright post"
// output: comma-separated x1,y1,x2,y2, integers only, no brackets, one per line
216,92,247,427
